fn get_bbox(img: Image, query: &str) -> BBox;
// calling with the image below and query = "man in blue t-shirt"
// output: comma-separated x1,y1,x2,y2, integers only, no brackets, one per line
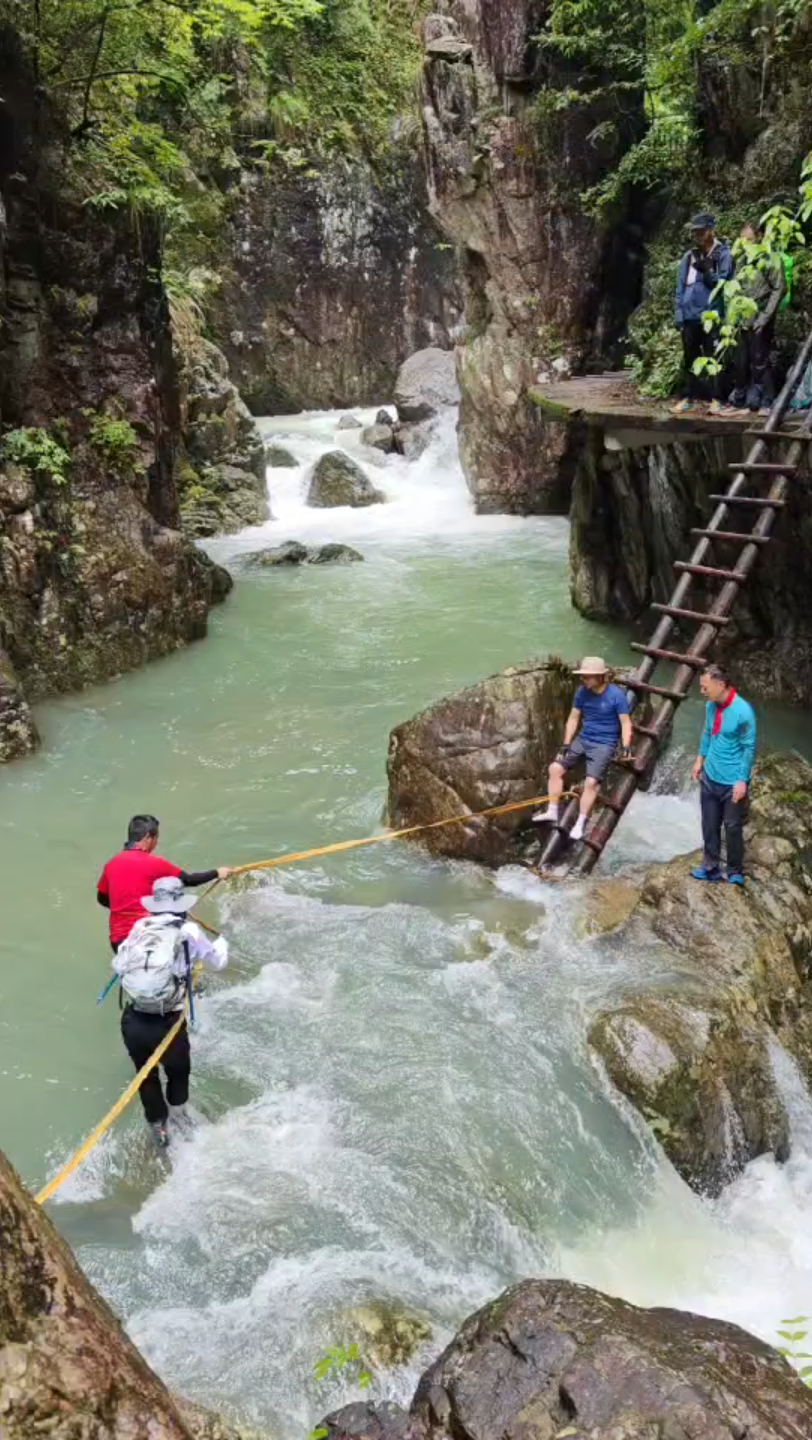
534,656,633,843
690,663,756,886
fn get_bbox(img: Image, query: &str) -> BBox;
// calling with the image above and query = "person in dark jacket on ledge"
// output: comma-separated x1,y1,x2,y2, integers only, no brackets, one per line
672,211,734,415
718,220,785,416
97,814,232,950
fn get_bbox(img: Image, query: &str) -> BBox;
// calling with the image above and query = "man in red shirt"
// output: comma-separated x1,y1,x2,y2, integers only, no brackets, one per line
97,815,233,950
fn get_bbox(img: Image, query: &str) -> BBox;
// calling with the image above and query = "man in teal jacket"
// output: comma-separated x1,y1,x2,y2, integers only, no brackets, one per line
691,664,757,885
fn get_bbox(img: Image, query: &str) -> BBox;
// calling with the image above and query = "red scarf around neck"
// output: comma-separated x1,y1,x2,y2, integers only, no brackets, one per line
712,688,737,736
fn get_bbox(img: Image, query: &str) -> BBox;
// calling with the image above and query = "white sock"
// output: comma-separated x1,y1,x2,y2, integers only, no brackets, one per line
546,803,560,820
571,813,587,840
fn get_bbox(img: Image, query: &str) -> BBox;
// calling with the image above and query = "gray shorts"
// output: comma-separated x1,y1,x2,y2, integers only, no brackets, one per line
561,735,616,781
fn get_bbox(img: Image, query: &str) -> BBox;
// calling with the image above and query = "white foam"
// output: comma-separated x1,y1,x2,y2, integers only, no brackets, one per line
209,408,564,556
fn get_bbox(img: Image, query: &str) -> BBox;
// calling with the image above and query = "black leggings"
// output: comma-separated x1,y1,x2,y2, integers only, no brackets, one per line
121,1007,190,1124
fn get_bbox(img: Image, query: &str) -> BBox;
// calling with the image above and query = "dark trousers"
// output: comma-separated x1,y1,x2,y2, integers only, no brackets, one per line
121,1007,190,1124
701,774,747,874
730,320,775,410
682,320,722,401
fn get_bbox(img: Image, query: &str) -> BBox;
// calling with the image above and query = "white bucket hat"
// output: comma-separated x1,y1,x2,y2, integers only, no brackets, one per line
142,875,197,914
573,655,609,676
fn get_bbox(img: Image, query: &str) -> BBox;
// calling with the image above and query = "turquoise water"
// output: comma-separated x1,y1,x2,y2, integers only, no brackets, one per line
2,410,811,1435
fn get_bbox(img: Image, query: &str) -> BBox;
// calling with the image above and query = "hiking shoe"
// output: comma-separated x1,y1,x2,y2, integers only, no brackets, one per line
670,398,695,414
532,807,559,824
707,399,726,416
149,1121,169,1149
691,865,723,882
727,872,745,886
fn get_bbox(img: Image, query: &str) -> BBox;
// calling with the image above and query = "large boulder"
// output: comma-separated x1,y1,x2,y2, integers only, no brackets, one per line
405,1280,812,1440
386,657,575,865
588,750,812,1195
360,423,396,454
245,542,364,566
0,1149,265,1439
307,452,386,509
394,347,459,422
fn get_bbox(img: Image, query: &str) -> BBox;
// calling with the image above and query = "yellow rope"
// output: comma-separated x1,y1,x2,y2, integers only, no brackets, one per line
37,790,570,1205
36,1000,190,1205
195,790,576,906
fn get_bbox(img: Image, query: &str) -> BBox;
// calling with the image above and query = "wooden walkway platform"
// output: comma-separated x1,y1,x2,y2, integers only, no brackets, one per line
528,373,809,443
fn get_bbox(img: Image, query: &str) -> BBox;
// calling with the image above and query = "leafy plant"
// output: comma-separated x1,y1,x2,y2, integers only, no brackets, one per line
777,1317,812,1385
309,1342,373,1439
87,414,141,474
0,428,72,485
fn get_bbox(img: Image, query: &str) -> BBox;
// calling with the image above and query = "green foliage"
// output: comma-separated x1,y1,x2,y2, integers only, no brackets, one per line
87,414,141,474
308,1341,373,1438
624,237,686,397
0,428,72,485
777,1317,812,1385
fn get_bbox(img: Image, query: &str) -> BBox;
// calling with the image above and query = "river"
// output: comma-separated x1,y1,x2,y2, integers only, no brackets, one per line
2,409,812,1435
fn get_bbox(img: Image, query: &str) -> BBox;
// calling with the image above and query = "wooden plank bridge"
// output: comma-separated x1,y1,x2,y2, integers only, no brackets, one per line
538,333,812,877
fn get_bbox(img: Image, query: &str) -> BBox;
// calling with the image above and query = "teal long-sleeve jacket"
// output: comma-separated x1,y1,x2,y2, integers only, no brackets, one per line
699,694,757,785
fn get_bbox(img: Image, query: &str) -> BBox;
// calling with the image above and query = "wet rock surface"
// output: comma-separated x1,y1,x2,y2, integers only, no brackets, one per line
386,657,575,865
0,1149,266,1439
178,338,268,538
215,160,461,414
0,47,230,763
246,542,364,566
307,452,387,509
420,4,644,514
588,750,812,1194
325,1280,812,1440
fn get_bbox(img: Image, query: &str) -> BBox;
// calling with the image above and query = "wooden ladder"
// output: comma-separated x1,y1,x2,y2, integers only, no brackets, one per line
539,328,812,877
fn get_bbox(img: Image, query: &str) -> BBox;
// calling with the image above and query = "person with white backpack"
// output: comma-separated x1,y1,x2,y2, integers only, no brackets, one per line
113,874,229,1148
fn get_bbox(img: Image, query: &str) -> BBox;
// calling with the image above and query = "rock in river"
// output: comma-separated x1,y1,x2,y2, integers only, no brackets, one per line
360,423,396,454
386,657,574,865
324,1279,812,1440
394,347,459,422
265,443,298,468
307,451,386,508
245,541,364,566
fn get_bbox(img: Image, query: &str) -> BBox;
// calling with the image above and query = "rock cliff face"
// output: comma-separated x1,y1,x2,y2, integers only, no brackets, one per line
587,750,812,1195
215,156,462,415
325,1280,812,1440
0,37,231,761
420,3,645,513
177,338,268,538
0,1149,265,1439
568,427,812,705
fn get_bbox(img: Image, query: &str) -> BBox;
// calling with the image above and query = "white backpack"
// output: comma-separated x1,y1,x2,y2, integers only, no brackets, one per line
113,915,189,1014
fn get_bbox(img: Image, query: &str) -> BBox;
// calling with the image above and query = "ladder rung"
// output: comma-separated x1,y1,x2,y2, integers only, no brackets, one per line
625,680,689,702
745,428,808,442
673,561,747,581
629,642,706,668
690,528,770,545
651,603,731,625
729,461,798,473
632,721,665,739
708,494,785,507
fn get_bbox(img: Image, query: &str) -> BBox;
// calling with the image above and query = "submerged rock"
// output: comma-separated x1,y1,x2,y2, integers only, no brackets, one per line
265,443,298,468
309,543,364,565
245,542,363,566
588,749,812,1195
394,347,459,421
344,1300,432,1369
0,1148,268,1439
360,423,396,454
337,414,364,429
307,452,386,509
386,657,574,865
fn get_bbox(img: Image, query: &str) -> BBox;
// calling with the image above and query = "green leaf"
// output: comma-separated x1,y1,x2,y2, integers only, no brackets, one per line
358,1372,372,1389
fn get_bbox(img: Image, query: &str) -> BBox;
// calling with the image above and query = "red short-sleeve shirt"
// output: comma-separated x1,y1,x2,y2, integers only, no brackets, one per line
97,849,182,943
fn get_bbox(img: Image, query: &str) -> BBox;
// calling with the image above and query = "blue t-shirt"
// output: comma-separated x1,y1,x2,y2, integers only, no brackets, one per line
575,683,629,745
